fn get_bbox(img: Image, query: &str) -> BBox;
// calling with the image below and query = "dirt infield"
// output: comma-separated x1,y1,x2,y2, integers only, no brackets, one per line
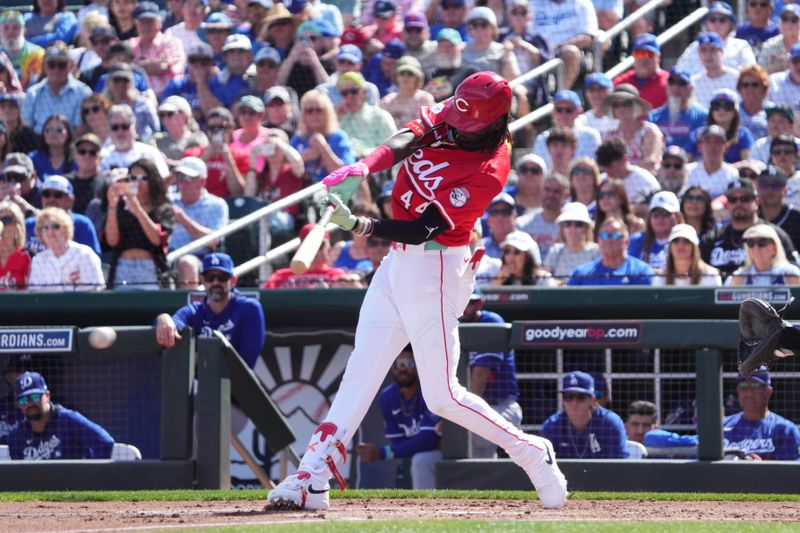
2,498,798,532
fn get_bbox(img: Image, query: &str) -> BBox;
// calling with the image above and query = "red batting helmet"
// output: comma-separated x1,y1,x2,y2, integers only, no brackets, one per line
441,71,512,133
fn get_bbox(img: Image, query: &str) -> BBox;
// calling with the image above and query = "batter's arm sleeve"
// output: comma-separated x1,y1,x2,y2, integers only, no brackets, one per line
236,301,266,369
372,203,450,245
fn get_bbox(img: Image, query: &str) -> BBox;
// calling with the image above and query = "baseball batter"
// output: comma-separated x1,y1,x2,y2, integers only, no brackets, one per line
267,72,567,511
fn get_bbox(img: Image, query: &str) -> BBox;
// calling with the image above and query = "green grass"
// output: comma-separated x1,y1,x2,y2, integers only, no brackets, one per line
0,489,797,503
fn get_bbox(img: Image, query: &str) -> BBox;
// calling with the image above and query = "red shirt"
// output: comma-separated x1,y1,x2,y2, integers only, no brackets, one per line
390,105,509,247
257,163,304,217
183,145,250,198
613,69,669,110
0,248,30,290
262,265,346,289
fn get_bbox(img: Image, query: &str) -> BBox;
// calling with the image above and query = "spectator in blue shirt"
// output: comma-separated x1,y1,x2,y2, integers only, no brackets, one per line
646,67,708,154
8,371,114,460
735,0,780,53
24,0,78,49
569,216,655,285
356,345,442,489
723,367,800,460
207,34,252,109
363,38,406,97
540,371,629,459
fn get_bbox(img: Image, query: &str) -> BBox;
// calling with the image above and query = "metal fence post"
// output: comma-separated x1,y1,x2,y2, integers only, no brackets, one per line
695,349,723,461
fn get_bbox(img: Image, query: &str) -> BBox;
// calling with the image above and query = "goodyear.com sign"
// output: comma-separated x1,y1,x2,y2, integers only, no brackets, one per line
0,328,74,353
520,322,642,346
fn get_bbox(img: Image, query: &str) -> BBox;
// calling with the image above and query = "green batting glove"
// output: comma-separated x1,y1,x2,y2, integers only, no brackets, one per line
322,193,358,231
329,175,363,204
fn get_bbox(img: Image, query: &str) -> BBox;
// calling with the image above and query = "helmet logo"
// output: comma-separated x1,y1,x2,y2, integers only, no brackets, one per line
455,98,469,113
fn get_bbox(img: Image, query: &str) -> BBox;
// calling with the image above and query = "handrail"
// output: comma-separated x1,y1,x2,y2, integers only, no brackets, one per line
592,0,667,72
509,57,565,93
604,7,708,79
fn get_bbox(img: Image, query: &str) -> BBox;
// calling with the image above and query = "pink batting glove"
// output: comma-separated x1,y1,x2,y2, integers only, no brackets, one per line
322,162,369,187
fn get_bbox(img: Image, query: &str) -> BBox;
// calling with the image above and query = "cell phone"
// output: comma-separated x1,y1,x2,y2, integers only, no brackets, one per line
263,143,276,157
128,182,139,195
211,131,224,145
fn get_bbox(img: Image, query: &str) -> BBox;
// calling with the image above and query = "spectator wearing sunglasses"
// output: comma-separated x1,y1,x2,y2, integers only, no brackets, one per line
689,89,753,164
688,32,740,110
766,42,800,112
750,105,799,166
539,371,629,459
67,133,104,215
601,85,663,174
726,223,800,285
336,71,397,162
1,153,40,217
657,146,688,194
628,191,685,272
0,94,38,155
758,3,800,75
768,135,800,203
401,12,437,72
7,371,114,459
100,104,170,179
612,34,669,109
0,200,30,290
489,231,555,287
756,164,800,250
508,153,547,215
646,68,708,154
736,65,770,140
29,114,77,183
735,0,779,53
533,90,601,172
568,216,654,285
675,2,755,77
23,175,100,257
0,9,45,91
685,125,738,199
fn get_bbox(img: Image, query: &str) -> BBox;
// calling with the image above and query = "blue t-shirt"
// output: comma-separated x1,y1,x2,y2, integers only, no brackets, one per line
362,54,395,97
627,232,669,271
723,411,800,460
172,291,266,368
646,104,708,153
539,405,629,459
734,22,780,50
28,151,77,182
24,213,101,256
378,382,441,460
334,240,373,273
568,256,654,286
94,71,151,95
208,72,249,109
290,130,355,182
161,77,200,116
8,404,114,459
688,126,754,164
469,310,519,404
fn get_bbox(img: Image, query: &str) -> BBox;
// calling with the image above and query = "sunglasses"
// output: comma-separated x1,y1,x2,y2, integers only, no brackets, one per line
203,272,231,283
727,195,755,204
189,57,213,66
519,166,543,174
46,61,68,70
393,359,416,370
597,190,619,199
571,166,593,175
129,172,149,181
554,106,576,114
510,9,528,15
651,209,673,218
40,223,62,231
563,393,590,402
781,15,800,23
76,146,99,156
745,238,773,248
469,20,491,28
0,215,14,225
599,231,624,241
339,88,360,97
771,147,796,156
672,237,694,245
90,37,113,46
661,161,684,170
633,49,655,60
2,172,26,182
42,190,67,199
18,393,43,406
683,194,706,202
612,100,634,109
257,60,278,68
738,81,763,89
81,105,102,116
758,180,784,190
159,111,175,119
44,125,66,134
488,208,513,216
502,247,523,256
706,16,730,23
711,101,735,111
239,107,259,115
367,238,392,247
111,123,131,131
404,26,423,33
303,107,323,114
667,77,689,86
561,221,587,228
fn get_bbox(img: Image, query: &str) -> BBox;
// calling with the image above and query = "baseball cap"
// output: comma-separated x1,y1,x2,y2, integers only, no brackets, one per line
373,0,397,18
437,27,463,45
341,26,370,47
108,62,134,80
771,133,798,152
765,102,795,123
299,222,330,241
500,231,537,253
158,95,192,116
16,371,47,400
738,365,771,386
467,6,497,26
632,32,660,54
668,66,692,84
668,223,699,245
396,56,424,79
3,152,34,175
584,72,613,90
561,371,595,396
188,41,214,59
202,252,235,276
316,19,339,38
42,175,74,196
249,0,273,7
255,45,281,65
710,88,739,109
743,223,779,244
698,124,727,141
555,202,592,225
404,12,428,28
265,3,293,26
90,25,117,41
697,31,724,49
662,145,688,163
134,1,160,19
222,34,252,52
734,159,767,177
44,46,69,62
337,71,366,88
175,156,208,179
442,0,466,6
109,42,134,58
238,94,265,113
516,153,548,175
337,44,363,64
202,12,234,30
727,177,757,196
382,39,406,59
758,164,789,184
296,20,323,37
509,0,531,10
705,1,736,22
649,190,680,213
553,90,582,109
489,191,515,209
0,10,24,26
0,93,23,106
265,85,291,103
781,3,800,16
74,132,102,149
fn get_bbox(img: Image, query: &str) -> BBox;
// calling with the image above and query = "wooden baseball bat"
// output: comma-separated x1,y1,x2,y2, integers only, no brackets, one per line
290,205,335,275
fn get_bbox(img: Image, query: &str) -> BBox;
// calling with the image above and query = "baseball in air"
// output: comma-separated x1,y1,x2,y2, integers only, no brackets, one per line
88,327,117,349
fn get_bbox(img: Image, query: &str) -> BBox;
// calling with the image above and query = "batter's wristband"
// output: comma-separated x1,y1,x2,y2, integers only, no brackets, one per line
352,216,375,237
361,145,394,174
381,445,394,461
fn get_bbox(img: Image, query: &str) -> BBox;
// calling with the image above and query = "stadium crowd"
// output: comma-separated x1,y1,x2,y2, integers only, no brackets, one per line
0,0,799,291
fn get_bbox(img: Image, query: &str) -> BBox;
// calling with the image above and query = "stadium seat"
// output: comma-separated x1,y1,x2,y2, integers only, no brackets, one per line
111,443,142,461
0,445,9,461
627,440,648,459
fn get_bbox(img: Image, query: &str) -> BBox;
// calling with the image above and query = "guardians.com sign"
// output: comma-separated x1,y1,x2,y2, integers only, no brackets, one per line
520,322,642,346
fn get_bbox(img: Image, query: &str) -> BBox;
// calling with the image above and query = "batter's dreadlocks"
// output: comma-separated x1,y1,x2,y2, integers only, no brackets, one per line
452,114,512,153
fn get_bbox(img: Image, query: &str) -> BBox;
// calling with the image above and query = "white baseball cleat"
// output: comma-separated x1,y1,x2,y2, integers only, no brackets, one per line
266,470,330,511
526,438,568,509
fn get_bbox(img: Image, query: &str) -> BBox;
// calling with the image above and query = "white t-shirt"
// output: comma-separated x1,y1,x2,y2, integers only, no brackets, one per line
28,242,105,292
607,166,660,206
529,0,598,47
651,264,722,286
685,161,738,198
517,209,560,259
575,111,619,137
768,71,800,124
676,35,756,76
691,68,740,109
101,141,170,178
533,123,601,170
